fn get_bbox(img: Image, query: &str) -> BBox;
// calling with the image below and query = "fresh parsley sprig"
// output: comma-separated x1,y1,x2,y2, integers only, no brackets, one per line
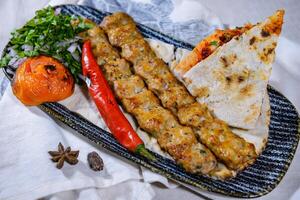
0,6,93,83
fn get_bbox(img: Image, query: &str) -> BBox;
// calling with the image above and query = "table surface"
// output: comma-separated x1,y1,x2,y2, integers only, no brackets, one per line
1,0,299,200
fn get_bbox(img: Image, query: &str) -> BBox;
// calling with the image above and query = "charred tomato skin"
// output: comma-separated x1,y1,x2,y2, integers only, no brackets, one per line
12,55,74,106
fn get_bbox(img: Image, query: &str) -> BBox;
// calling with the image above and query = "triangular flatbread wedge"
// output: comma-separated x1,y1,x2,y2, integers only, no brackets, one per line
176,10,284,129
139,38,271,179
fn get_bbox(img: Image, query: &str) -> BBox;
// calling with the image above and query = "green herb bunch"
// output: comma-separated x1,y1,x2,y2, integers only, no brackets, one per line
0,6,93,82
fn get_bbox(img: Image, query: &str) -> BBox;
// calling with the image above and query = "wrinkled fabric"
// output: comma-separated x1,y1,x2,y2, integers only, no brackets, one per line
0,1,300,200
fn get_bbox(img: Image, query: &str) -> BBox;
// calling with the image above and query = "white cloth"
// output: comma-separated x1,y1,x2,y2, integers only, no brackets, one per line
0,0,300,200
270,36,300,112
0,0,217,199
0,85,155,200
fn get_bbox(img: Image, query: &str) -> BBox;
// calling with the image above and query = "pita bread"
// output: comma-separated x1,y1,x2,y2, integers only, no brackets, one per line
210,91,270,179
232,90,270,155
177,10,283,129
144,38,271,179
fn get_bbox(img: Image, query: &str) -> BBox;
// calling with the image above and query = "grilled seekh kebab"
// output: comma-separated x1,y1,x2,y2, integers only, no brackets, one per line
101,13,257,171
81,26,217,174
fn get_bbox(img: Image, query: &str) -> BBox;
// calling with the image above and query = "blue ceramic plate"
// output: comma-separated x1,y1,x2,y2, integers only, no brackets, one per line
2,5,300,198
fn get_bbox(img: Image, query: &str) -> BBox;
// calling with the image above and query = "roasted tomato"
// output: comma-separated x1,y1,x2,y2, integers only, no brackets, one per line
12,55,74,106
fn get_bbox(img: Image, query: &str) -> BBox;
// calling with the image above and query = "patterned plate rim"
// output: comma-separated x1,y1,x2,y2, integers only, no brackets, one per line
1,4,300,198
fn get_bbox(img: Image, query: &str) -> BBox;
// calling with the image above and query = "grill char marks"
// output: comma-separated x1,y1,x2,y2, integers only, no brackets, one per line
101,12,257,171
81,26,217,174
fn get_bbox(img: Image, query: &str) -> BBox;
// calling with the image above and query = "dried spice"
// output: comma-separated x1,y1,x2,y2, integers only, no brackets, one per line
87,151,104,171
48,142,79,169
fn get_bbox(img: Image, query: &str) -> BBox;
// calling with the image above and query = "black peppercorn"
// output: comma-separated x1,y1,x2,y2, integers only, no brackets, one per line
87,151,104,171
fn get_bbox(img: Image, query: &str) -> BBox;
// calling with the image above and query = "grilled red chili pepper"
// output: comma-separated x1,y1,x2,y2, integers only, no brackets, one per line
81,40,154,160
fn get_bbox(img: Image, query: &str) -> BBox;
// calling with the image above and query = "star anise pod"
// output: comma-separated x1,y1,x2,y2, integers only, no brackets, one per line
48,142,79,169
